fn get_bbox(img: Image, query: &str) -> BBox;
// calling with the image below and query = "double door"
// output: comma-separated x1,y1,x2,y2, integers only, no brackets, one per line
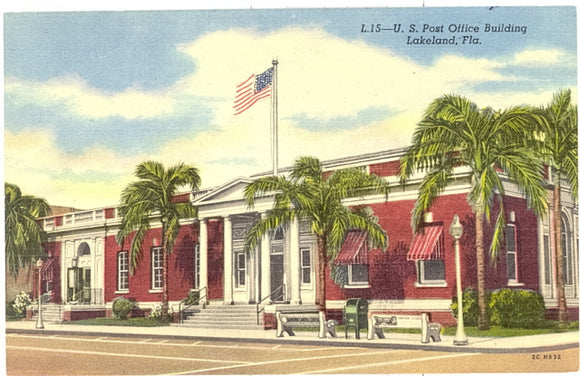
67,267,91,303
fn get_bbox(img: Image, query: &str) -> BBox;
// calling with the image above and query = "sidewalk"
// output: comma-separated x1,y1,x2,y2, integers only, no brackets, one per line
5,320,579,354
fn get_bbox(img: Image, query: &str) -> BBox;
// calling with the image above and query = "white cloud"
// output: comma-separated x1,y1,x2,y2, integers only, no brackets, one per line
5,76,177,120
511,49,573,67
5,26,575,208
4,128,140,208
178,28,517,121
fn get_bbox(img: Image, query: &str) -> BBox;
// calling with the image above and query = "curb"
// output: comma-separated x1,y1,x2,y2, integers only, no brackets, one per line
7,328,579,354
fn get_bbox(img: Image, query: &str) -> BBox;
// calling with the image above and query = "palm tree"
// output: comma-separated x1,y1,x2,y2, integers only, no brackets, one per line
244,156,389,311
399,95,548,330
5,183,51,278
116,161,201,319
534,89,578,323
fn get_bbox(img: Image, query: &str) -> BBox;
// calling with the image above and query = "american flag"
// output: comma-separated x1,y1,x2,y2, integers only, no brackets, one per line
233,67,273,115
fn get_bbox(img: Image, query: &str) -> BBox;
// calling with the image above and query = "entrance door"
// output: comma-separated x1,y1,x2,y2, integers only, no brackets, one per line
67,268,91,303
270,254,285,302
82,268,91,303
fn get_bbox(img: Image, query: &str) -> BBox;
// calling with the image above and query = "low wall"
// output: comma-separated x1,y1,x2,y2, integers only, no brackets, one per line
64,308,106,321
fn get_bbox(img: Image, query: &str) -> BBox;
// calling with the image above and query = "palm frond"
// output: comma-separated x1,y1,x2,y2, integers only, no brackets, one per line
4,183,50,277
244,208,295,253
244,175,292,208
117,160,201,274
327,168,389,201
489,199,506,264
290,156,323,184
411,161,454,232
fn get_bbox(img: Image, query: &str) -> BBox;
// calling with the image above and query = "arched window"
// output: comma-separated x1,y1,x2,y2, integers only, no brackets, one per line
77,242,91,257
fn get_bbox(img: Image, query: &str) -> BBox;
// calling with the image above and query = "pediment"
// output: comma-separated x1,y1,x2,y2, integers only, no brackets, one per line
192,177,253,206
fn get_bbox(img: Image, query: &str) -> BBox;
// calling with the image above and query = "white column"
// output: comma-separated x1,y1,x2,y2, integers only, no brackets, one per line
290,217,301,305
260,213,272,304
199,218,208,305
223,216,233,305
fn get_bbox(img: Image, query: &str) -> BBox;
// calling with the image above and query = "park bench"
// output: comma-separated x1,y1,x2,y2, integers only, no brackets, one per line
275,310,338,339
367,312,441,343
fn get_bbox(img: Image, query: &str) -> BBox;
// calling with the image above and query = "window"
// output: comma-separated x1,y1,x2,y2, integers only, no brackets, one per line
78,242,91,256
418,260,445,284
151,247,163,290
235,252,246,288
300,247,311,284
348,264,369,285
561,217,574,285
505,225,518,282
117,251,129,291
543,234,551,285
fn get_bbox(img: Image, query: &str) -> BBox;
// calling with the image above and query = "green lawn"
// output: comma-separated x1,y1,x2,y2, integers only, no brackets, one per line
440,323,578,337
63,317,170,327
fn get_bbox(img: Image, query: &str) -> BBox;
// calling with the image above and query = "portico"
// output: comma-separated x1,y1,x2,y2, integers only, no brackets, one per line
192,178,316,306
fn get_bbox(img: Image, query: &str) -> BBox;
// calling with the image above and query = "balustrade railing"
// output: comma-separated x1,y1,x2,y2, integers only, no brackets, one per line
43,209,116,231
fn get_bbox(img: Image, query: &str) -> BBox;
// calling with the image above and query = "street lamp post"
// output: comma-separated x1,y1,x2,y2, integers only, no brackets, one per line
450,215,468,345
35,259,44,329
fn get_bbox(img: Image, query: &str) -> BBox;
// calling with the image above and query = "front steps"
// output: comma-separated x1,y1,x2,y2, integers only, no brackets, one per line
175,303,263,330
30,304,63,323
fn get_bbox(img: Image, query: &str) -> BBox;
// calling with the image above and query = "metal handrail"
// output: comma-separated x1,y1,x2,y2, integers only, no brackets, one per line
67,288,103,305
179,287,207,324
256,285,284,325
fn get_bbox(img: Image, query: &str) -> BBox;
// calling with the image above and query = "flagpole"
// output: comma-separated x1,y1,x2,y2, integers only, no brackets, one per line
271,59,279,176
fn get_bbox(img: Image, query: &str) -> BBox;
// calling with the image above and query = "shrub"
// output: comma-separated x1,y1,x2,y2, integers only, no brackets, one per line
452,288,547,329
489,289,546,329
11,291,32,318
183,290,200,305
149,303,174,323
450,287,486,327
112,297,137,320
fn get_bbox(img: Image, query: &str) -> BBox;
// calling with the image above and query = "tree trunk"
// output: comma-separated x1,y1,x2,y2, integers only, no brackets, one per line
316,236,327,312
554,173,568,323
475,206,489,330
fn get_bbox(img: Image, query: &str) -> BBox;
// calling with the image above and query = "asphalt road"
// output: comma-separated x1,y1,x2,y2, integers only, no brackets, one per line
6,333,579,375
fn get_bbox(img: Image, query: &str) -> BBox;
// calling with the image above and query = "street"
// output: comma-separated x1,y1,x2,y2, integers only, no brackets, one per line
6,333,579,375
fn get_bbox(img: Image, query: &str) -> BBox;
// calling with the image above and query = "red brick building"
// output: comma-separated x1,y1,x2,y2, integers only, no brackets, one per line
34,148,578,325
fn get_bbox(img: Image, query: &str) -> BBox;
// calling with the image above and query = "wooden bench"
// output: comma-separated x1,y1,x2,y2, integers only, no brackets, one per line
367,312,441,343
275,311,338,339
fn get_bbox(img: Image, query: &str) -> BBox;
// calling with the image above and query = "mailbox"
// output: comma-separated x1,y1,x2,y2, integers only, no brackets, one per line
344,298,368,339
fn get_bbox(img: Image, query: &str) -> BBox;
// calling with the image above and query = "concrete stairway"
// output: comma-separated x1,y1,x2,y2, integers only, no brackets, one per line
30,304,63,323
176,304,262,330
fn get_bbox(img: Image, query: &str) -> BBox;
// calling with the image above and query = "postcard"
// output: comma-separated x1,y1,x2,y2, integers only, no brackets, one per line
3,1,578,375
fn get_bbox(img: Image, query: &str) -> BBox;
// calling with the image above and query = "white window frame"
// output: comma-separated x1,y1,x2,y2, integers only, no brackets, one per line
561,217,574,286
300,247,312,285
235,252,246,288
151,247,163,290
346,264,369,288
415,259,447,287
117,251,129,292
505,224,520,284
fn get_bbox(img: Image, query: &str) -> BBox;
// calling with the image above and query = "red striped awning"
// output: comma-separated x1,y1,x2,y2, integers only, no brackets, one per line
335,230,369,265
41,258,55,281
407,226,443,261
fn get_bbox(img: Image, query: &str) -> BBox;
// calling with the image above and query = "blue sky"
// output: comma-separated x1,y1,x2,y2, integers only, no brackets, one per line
3,2,577,208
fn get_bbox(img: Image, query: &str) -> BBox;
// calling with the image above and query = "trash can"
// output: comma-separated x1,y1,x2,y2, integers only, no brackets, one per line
344,298,368,339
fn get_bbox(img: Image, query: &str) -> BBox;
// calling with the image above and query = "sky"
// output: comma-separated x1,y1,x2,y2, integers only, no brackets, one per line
2,1,578,210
